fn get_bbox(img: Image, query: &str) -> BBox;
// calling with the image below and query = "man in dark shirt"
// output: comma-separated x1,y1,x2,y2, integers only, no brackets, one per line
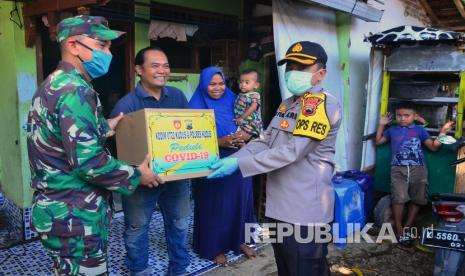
111,46,190,276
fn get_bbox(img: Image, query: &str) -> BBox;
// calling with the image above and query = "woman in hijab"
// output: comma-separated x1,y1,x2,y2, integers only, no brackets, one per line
189,66,256,266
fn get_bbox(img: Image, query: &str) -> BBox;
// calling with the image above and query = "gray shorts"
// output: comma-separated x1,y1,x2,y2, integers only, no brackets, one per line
391,165,428,205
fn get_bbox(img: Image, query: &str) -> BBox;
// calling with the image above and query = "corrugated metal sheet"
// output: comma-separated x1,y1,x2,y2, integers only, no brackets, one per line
297,0,384,22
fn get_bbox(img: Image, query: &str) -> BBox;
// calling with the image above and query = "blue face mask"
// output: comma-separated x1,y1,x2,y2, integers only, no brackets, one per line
76,41,112,79
285,70,319,96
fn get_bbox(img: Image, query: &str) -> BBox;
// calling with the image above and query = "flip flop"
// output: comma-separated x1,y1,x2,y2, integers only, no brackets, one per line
398,233,414,247
437,135,456,145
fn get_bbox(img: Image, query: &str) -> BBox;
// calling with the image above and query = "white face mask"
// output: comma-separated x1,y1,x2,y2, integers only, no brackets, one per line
285,70,320,96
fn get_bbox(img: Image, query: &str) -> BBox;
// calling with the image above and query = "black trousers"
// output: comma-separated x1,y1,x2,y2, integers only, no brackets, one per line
267,217,330,276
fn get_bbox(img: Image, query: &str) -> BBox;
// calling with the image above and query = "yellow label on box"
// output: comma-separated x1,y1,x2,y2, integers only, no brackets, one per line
147,110,219,177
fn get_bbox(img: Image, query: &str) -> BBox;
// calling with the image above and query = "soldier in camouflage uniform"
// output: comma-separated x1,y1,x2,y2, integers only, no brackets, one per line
26,15,161,275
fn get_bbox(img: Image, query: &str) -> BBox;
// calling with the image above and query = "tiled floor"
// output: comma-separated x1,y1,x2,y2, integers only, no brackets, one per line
0,210,255,276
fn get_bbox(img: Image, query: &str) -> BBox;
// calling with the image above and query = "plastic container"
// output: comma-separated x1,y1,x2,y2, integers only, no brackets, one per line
335,170,375,219
390,80,440,99
332,178,366,247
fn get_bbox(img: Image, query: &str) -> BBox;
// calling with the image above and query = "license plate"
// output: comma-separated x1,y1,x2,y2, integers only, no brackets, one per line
422,227,465,251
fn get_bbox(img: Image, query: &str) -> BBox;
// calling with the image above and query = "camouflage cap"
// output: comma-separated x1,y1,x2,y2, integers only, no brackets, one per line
57,15,125,43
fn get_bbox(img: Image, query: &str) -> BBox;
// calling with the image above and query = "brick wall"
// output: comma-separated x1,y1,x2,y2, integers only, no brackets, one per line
400,0,432,26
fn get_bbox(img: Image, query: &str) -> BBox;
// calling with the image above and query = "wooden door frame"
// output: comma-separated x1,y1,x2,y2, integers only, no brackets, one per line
107,19,135,93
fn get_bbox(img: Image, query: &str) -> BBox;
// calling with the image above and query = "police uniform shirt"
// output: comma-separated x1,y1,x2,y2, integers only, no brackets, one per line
233,85,342,225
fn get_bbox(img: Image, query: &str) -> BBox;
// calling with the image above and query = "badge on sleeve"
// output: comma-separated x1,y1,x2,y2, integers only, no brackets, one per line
293,92,331,140
280,120,289,129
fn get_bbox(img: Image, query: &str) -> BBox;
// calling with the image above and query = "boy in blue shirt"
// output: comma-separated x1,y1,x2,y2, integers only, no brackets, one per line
376,102,454,244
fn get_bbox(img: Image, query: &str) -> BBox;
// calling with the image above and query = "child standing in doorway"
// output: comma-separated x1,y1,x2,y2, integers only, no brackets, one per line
375,102,454,245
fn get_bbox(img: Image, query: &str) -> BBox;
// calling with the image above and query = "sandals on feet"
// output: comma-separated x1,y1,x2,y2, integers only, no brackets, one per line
398,232,414,247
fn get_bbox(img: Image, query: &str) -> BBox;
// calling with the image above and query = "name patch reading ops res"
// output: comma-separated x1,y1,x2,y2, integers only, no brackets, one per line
149,109,220,179
293,92,330,140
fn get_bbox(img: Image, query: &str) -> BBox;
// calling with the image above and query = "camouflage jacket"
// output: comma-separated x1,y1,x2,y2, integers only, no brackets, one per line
27,61,140,210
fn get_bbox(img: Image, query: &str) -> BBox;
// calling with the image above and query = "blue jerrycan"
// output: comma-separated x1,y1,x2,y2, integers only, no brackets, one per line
337,170,374,219
332,175,366,247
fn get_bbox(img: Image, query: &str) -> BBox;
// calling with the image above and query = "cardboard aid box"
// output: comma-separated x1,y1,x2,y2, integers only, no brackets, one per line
116,108,219,181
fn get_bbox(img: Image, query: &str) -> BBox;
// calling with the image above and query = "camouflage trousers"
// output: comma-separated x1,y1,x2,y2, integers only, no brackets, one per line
32,193,112,275
51,253,108,275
